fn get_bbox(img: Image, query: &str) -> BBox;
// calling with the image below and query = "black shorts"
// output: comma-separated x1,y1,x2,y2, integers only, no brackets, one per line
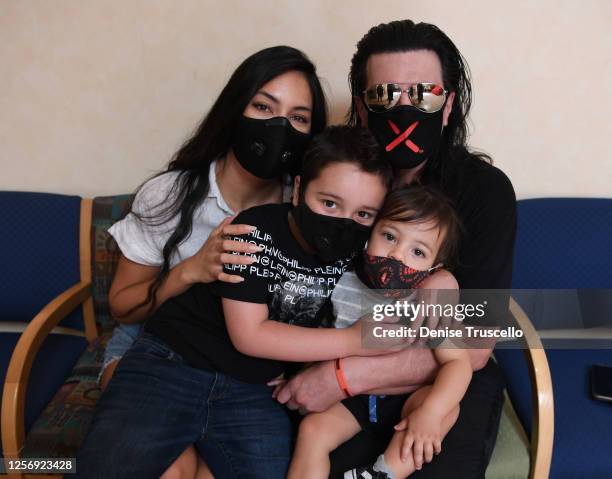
341,393,411,435
329,358,505,479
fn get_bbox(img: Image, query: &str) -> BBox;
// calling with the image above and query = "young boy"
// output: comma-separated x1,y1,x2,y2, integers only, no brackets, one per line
139,125,394,478
285,185,471,479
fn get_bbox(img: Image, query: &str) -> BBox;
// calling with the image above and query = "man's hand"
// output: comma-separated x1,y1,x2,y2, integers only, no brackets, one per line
271,360,344,414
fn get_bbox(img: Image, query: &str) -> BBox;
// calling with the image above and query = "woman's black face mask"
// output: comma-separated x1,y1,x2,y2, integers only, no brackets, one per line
292,197,371,263
231,115,311,179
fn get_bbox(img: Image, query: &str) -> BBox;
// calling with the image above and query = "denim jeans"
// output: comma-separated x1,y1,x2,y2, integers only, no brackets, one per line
98,322,142,381
75,333,292,479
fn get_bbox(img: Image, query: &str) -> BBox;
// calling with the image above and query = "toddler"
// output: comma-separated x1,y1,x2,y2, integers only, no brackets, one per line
286,185,470,479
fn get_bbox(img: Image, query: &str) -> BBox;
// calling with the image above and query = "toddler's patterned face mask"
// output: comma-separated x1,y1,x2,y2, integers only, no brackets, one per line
355,251,439,293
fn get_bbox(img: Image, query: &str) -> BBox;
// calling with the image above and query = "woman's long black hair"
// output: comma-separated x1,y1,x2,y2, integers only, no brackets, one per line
347,20,491,189
124,46,328,317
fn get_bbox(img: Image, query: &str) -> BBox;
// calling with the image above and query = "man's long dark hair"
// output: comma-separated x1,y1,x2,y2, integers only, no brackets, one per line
124,46,328,317
347,20,490,188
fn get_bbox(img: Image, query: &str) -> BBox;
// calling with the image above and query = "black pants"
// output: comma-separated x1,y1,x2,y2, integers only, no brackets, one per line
328,358,505,479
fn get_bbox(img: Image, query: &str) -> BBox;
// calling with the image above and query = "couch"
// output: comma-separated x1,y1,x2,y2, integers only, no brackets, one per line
1,191,566,478
1,192,130,478
495,198,612,479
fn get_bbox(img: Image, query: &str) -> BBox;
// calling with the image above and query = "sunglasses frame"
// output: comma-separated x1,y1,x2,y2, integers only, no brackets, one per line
363,82,448,114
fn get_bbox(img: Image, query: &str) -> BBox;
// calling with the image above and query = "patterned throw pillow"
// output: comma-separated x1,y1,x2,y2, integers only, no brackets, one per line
90,195,133,332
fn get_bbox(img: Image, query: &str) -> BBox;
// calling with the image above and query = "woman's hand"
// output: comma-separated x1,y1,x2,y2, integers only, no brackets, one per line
180,216,263,284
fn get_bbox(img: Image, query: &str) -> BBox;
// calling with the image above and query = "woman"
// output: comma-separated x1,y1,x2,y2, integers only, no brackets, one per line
96,45,327,479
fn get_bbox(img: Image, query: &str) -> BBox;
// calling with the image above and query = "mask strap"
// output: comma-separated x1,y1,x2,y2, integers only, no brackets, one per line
427,263,443,273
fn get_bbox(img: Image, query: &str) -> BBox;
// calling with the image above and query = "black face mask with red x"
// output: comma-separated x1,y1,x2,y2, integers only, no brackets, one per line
368,105,444,170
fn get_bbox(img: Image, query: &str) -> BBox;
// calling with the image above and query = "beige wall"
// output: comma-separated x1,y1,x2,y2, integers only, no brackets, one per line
1,0,611,198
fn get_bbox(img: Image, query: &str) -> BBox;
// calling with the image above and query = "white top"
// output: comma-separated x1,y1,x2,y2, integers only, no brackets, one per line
108,161,292,267
332,270,416,329
109,161,233,267
332,271,370,329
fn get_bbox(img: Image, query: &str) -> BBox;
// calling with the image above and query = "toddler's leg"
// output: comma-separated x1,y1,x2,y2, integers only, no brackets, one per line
287,402,362,479
159,444,215,479
378,386,460,479
160,445,198,479
159,445,214,479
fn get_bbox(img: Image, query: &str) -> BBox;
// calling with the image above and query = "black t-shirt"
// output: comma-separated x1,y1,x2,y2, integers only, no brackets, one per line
436,153,517,327
145,203,352,383
445,154,517,290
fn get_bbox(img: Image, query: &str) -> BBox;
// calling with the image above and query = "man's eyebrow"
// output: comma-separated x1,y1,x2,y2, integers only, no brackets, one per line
254,90,312,112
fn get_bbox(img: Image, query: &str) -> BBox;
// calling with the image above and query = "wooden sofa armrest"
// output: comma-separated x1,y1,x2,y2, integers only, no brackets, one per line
509,296,554,479
79,198,96,343
1,281,92,462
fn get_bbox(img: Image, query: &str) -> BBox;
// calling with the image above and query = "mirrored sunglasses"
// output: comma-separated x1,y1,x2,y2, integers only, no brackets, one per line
363,83,448,113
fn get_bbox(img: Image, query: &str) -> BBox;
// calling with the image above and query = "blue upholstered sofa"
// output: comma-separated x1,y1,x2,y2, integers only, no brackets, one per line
0,193,90,461
2,193,610,478
495,198,612,479
1,192,130,477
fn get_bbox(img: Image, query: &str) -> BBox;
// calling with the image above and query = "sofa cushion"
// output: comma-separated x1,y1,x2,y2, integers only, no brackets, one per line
20,333,109,458
485,390,530,479
494,349,535,435
513,198,612,289
0,192,83,329
546,349,612,478
496,347,612,478
0,332,87,455
90,195,132,332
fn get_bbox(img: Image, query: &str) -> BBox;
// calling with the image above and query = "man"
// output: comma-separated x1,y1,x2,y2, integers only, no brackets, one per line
275,20,516,478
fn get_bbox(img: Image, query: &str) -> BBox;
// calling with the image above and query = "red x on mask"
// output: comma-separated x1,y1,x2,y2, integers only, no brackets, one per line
368,105,444,169
386,119,423,154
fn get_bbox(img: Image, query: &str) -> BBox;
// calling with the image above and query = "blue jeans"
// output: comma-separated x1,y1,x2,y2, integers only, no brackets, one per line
99,323,142,381
76,333,292,478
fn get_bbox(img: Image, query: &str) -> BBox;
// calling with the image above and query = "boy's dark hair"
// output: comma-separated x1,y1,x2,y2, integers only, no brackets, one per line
376,184,461,267
299,126,392,193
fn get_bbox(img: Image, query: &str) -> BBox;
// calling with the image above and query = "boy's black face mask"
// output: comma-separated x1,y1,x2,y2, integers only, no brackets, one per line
292,199,371,263
367,105,444,170
231,116,311,179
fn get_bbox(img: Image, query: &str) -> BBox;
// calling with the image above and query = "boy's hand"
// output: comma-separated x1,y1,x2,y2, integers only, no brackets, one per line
348,315,413,356
394,407,443,470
